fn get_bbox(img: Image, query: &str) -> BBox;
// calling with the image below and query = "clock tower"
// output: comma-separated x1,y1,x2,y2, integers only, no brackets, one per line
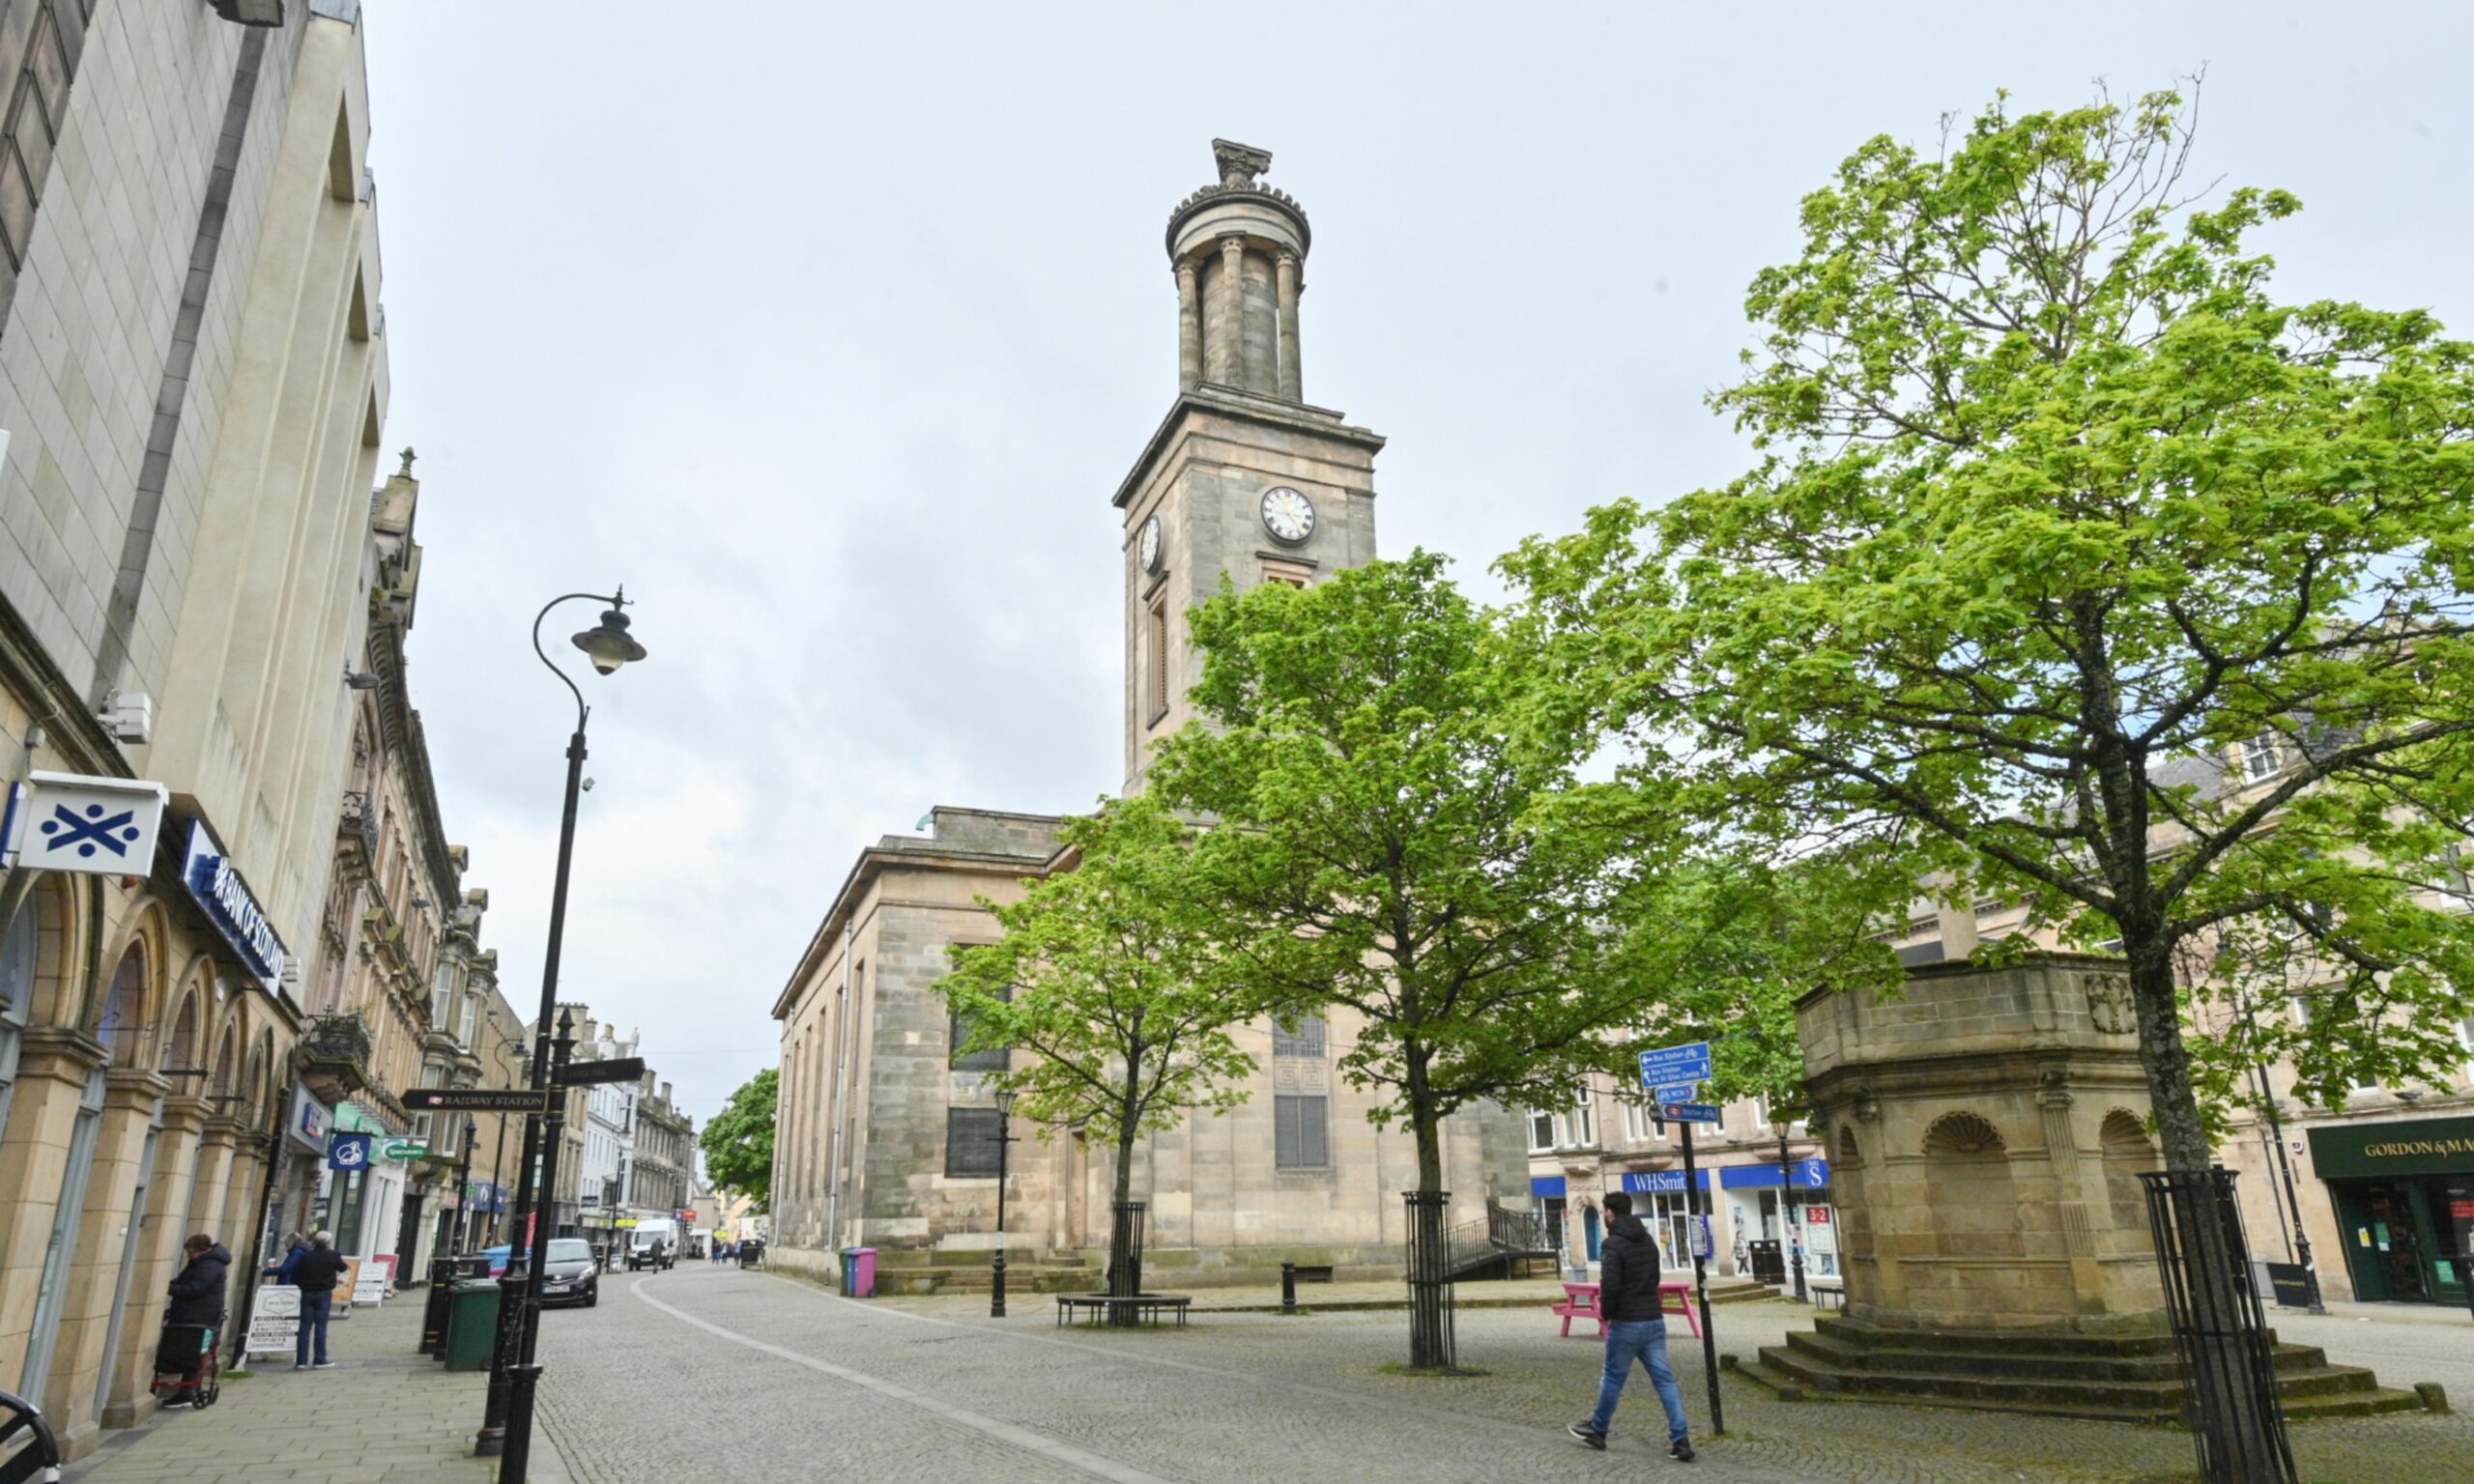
1116,140,1386,793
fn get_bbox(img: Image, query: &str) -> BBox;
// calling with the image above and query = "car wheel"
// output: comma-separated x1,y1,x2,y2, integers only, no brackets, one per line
585,1286,598,1308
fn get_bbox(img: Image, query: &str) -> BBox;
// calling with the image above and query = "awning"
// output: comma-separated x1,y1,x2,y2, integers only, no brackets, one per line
1530,1175,1567,1198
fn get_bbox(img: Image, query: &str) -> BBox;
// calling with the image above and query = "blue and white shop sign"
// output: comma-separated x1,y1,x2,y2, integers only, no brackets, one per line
180,821,288,990
328,1133,373,1172
2,772,169,874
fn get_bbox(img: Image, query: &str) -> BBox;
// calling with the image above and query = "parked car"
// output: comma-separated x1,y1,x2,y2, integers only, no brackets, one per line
537,1239,600,1308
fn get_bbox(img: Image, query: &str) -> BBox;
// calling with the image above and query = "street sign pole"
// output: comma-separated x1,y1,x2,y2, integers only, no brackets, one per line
1680,1122,1722,1438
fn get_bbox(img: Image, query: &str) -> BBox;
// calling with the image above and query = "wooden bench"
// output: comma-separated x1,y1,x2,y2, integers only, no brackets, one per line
1806,1275,1846,1311
1053,1294,1192,1328
1554,1281,1701,1339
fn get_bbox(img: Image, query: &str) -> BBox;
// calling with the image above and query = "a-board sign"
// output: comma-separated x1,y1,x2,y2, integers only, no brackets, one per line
405,1088,551,1113
556,1056,646,1088
245,1283,299,1361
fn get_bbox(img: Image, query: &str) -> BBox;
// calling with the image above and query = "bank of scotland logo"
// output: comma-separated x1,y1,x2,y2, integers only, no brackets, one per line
40,803,141,859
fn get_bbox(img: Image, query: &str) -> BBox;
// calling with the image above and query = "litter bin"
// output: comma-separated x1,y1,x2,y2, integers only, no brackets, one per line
443,1280,502,1372
844,1248,877,1298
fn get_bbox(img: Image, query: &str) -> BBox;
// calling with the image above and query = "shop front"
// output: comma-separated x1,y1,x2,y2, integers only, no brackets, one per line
1718,1156,1837,1280
1619,1169,1714,1271
2308,1115,2474,1307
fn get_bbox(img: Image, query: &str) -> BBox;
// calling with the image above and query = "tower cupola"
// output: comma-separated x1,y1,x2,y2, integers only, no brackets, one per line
1165,140,1310,402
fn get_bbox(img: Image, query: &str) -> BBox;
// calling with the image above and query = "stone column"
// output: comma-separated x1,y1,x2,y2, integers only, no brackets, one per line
1210,233,1246,385
102,1096,208,1427
0,1031,108,1409
1275,251,1302,401
1174,261,1201,391
47,1069,170,1454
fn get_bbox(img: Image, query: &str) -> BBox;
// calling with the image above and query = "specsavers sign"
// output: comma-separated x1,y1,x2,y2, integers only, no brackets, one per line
2307,1116,2474,1180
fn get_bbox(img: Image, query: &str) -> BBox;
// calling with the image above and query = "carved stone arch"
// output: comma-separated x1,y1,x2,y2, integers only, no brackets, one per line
1921,1111,2007,1157
246,1024,275,1123
96,941,155,1067
2099,1108,2159,1231
1834,1122,1862,1168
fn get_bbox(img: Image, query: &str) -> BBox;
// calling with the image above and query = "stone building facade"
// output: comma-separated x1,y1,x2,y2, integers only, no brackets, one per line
631,1077,695,1225
769,143,1529,1288
0,5,421,1459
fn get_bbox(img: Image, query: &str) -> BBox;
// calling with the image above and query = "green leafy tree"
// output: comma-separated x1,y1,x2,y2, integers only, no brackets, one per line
1504,87,2474,1468
1150,553,1639,1368
701,1067,778,1213
940,794,1256,1302
1505,86,2474,1180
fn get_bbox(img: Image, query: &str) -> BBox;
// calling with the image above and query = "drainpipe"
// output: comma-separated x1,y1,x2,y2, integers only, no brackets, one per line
821,918,856,1255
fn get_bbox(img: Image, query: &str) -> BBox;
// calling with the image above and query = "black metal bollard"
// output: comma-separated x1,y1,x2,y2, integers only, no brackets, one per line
419,1257,456,1356
1281,1261,1298,1315
501,1363,543,1484
991,1251,1008,1319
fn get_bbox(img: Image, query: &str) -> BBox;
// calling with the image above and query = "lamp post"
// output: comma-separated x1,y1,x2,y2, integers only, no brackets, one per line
474,590,647,1479
1771,1115,1807,1304
990,1087,1018,1319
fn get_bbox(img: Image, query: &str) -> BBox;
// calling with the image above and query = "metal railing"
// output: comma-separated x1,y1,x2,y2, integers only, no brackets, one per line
2141,1169,2297,1484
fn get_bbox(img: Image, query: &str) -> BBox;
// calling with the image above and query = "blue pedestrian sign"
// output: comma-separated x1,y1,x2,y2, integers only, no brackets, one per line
1638,1041,1712,1089
1652,1083,1699,1104
1661,1102,1721,1125
327,1132,372,1172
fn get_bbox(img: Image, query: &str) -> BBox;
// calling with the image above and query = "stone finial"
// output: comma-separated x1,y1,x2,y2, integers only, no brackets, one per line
1212,138,1273,187
397,446,417,478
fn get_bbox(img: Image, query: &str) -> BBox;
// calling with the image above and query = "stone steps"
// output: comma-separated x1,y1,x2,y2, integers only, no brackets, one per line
1738,1319,2421,1424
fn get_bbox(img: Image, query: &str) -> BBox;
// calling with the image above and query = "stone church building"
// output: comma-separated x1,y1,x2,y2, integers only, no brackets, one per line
768,142,1529,1288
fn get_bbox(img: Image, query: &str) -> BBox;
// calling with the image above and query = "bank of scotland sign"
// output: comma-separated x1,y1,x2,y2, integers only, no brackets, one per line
181,821,287,989
6,772,168,874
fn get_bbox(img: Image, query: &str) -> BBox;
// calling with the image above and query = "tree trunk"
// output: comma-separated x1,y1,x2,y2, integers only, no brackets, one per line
2128,932,2292,1484
1402,1058,1455,1369
1108,1078,1142,1320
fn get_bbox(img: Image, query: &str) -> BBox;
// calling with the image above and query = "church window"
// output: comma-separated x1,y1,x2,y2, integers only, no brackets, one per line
950,984,1010,1072
944,1107,1006,1178
1271,1013,1324,1057
1275,1095,1328,1169
1146,596,1170,726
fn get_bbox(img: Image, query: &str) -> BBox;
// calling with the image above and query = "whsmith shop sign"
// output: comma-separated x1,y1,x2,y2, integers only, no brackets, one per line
2307,1116,2474,1180
180,820,288,990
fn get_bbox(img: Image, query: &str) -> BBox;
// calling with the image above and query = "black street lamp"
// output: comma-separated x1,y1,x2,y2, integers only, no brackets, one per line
1771,1115,1808,1305
475,590,647,1481
990,1088,1018,1319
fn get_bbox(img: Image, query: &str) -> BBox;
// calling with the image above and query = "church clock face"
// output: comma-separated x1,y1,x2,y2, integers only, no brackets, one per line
1137,514,1163,573
1260,486,1315,545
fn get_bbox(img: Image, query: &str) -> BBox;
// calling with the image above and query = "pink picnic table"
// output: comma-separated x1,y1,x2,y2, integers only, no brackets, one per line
1552,1280,1702,1339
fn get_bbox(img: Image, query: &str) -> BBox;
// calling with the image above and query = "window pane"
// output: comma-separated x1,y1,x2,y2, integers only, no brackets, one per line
950,986,1010,1072
1272,1014,1324,1057
944,1107,1004,1178
1275,1095,1325,1169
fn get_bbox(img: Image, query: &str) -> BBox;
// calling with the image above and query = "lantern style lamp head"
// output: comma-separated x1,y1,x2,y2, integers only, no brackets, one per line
992,1088,1018,1119
571,594,647,676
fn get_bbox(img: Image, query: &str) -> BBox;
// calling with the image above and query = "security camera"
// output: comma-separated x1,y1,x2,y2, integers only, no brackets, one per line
581,778,595,792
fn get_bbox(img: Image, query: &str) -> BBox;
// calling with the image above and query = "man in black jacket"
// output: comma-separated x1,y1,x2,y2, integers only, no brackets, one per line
290,1231,348,1370
1568,1192,1693,1461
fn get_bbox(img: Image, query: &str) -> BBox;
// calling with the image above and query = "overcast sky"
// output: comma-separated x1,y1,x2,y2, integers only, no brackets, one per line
359,2,2474,1128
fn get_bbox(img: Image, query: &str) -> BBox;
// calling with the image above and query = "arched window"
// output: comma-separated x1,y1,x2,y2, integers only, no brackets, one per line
96,945,147,1065
0,899,36,1148
165,991,200,1072
213,1025,238,1101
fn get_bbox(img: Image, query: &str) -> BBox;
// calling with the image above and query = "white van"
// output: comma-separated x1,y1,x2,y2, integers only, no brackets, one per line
625,1219,677,1270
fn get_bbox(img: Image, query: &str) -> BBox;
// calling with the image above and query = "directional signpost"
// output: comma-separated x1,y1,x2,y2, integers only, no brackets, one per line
556,1056,645,1088
405,1088,553,1114
1639,1040,1723,1436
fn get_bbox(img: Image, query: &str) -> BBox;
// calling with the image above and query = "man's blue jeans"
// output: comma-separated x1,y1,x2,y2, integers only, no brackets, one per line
1589,1318,1689,1442
296,1291,331,1366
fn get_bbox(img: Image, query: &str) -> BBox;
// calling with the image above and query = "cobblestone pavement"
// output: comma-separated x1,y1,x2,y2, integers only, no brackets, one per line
533,1266,2470,1484
61,1284,571,1484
